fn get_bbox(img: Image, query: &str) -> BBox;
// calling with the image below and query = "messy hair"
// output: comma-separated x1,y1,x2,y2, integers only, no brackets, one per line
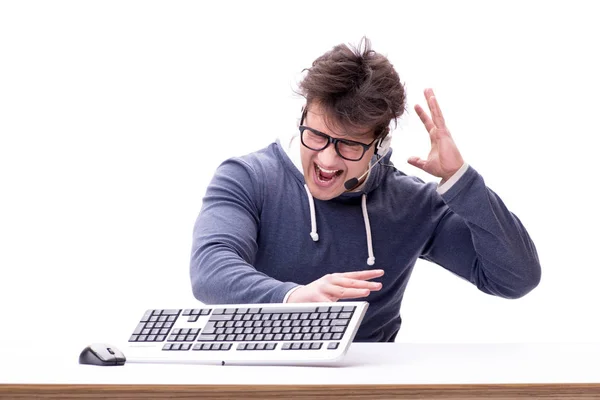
297,37,406,140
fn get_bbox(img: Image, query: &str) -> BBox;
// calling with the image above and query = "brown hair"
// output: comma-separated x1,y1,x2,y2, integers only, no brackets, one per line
297,37,406,140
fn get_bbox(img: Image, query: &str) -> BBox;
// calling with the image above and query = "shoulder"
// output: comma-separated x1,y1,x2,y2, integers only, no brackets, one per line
216,143,281,178
382,165,439,197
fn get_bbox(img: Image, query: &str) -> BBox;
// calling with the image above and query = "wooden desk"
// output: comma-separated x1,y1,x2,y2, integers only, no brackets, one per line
2,342,600,398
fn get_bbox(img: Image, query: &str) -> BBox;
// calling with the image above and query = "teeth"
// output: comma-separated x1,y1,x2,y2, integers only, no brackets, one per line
316,165,340,174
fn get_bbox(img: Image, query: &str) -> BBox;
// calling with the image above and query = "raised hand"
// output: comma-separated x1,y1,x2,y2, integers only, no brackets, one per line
408,88,464,183
287,269,384,303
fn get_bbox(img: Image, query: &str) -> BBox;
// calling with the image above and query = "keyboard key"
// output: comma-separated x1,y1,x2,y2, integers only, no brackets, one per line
209,315,234,322
141,310,153,322
331,319,349,326
132,323,145,335
260,307,317,314
327,342,339,350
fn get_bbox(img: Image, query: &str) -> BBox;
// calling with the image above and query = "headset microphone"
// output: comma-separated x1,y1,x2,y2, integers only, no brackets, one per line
343,133,392,191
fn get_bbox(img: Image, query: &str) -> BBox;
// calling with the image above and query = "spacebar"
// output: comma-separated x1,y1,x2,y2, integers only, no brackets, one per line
260,306,317,314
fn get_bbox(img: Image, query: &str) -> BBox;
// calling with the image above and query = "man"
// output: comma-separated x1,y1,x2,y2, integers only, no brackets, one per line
190,38,541,342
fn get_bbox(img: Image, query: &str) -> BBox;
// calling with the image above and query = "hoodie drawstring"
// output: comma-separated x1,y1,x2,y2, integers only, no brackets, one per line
361,193,375,266
304,184,319,241
303,184,375,265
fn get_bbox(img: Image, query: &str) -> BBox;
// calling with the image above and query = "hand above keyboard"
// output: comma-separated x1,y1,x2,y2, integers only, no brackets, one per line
287,270,384,302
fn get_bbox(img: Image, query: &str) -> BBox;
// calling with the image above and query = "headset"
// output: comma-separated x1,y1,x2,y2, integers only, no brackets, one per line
344,131,391,191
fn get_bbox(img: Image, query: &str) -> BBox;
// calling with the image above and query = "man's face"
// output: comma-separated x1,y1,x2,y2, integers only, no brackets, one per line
300,104,377,201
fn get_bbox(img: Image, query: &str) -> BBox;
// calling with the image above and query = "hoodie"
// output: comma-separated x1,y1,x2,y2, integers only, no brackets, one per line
190,138,541,342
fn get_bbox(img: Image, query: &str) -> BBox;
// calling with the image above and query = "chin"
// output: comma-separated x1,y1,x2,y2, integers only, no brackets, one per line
306,181,344,201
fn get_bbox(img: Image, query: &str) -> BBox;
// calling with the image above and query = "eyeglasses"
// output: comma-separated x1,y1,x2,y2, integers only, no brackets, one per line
299,125,377,162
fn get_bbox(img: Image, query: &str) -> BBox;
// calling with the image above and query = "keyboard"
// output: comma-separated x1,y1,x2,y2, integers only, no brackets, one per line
123,301,369,366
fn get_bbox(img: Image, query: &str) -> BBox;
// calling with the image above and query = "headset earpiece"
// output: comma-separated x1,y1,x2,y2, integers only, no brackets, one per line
375,133,392,157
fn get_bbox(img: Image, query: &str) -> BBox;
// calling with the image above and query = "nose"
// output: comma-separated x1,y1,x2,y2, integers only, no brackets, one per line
317,142,341,167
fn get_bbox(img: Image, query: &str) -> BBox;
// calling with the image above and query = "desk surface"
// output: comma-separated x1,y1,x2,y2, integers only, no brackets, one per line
2,342,600,398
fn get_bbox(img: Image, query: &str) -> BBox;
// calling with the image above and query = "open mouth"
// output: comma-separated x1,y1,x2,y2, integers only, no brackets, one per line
314,163,343,184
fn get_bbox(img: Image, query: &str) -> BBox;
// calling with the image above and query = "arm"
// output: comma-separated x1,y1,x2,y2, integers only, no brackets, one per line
190,157,297,304
409,88,540,298
422,166,541,298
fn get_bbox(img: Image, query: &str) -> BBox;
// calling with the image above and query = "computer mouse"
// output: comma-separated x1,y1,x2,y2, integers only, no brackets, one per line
79,343,126,366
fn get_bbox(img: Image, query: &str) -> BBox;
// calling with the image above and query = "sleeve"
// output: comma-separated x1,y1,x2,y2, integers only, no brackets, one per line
421,165,541,299
283,285,303,303
436,162,469,195
189,157,298,304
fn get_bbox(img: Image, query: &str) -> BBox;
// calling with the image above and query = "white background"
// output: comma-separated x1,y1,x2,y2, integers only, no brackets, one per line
1,0,599,350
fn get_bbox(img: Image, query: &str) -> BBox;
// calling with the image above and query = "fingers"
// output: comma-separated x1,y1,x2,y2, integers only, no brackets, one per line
407,156,427,170
414,104,435,133
424,88,446,129
321,270,384,300
330,275,383,291
323,285,372,300
338,269,384,280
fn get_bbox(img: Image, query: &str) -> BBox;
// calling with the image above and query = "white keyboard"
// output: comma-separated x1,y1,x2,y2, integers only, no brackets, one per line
123,301,369,366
